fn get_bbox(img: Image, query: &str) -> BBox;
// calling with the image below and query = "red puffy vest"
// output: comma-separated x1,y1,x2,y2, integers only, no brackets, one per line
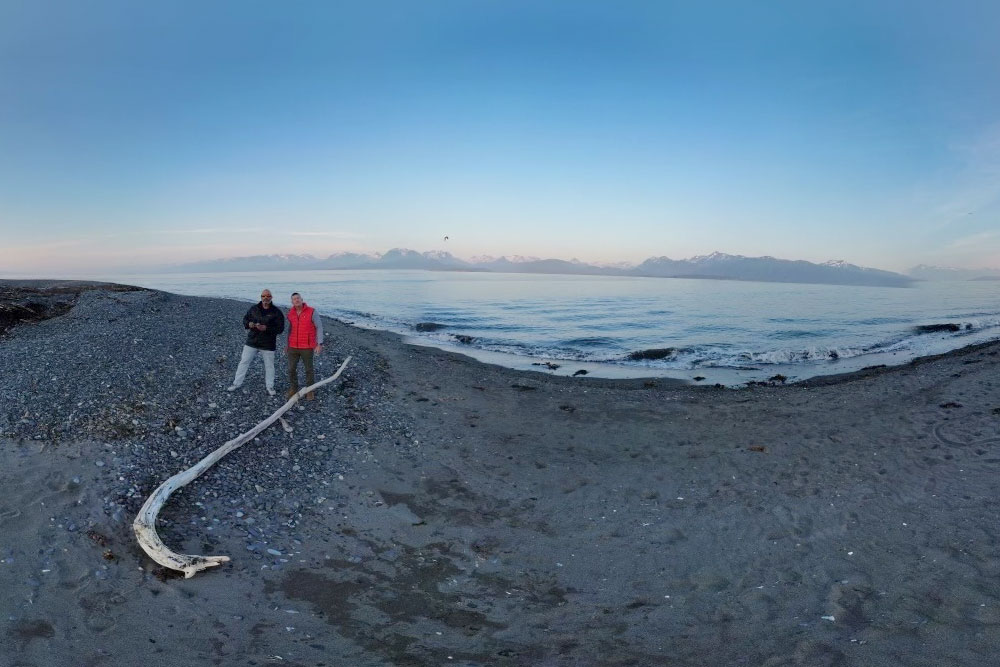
287,304,317,349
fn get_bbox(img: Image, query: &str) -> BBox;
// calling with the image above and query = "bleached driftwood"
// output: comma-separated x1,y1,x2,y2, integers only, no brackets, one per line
133,356,352,578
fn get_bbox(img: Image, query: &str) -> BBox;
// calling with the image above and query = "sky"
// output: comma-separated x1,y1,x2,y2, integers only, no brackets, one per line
1,0,999,275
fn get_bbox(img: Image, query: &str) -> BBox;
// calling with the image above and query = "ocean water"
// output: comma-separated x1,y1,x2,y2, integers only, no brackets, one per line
110,270,1000,384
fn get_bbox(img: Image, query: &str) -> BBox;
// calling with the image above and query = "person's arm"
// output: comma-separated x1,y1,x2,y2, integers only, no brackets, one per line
313,311,324,351
274,309,285,334
242,307,253,330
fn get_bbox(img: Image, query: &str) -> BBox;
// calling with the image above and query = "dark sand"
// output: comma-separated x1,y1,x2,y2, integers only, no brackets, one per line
2,281,1000,666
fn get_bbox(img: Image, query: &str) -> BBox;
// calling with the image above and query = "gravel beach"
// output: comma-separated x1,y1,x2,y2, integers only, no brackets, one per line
2,280,1000,666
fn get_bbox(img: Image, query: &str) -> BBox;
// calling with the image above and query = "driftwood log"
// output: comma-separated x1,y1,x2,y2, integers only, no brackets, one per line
133,356,352,578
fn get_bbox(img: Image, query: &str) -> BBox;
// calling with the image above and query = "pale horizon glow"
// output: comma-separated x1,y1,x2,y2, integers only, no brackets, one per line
2,1,999,276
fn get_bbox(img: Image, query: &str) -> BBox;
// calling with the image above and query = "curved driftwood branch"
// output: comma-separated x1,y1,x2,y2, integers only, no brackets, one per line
133,356,352,578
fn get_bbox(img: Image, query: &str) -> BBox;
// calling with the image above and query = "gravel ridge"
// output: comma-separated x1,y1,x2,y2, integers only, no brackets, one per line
0,284,417,558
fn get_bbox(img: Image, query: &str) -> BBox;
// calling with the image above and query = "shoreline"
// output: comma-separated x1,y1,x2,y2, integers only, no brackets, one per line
3,279,1000,665
9,276,998,388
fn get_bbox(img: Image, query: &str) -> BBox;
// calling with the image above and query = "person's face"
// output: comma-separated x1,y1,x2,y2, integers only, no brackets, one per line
291,294,303,309
260,290,272,307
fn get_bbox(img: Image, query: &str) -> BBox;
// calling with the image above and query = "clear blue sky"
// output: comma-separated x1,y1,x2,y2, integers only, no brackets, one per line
2,0,998,274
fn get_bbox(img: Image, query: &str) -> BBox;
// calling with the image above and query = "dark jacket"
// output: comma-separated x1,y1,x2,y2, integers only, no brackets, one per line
243,302,285,351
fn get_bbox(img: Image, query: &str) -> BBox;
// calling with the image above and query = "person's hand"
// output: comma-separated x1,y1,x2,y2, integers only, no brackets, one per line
315,344,323,355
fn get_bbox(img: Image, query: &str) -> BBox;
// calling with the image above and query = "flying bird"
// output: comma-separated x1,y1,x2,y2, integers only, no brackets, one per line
443,235,449,241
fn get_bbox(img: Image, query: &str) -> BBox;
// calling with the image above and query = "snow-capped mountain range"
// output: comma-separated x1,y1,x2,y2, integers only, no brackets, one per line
162,249,916,287
908,264,1000,281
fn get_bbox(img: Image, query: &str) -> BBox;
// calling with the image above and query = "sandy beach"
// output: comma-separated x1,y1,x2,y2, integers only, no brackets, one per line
2,280,1000,666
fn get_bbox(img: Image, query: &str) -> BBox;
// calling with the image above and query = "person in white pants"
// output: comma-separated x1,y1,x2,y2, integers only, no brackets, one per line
231,345,275,392
227,289,285,395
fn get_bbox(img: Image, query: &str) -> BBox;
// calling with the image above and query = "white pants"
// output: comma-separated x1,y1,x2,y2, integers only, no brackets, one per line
232,345,275,390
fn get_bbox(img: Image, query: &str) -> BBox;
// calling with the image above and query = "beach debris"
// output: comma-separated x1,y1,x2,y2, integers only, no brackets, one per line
572,370,588,377
821,615,835,622
511,384,537,391
133,357,352,578
747,445,767,453
102,549,115,561
278,417,293,433
532,361,561,370
644,380,658,387
559,405,576,413
86,530,110,548
939,402,962,409
992,407,1000,415
692,376,705,382
768,374,787,384
453,334,475,344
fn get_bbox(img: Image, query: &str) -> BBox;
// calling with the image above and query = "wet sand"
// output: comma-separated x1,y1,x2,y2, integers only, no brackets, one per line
2,282,1000,666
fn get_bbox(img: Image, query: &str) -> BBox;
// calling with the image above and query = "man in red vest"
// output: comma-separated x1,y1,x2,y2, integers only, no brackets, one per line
286,292,325,400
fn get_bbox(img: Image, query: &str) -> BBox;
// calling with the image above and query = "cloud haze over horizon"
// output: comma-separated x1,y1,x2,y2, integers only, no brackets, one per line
2,1,999,275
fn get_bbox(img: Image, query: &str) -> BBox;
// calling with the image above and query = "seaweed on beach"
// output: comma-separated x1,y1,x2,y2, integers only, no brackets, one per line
0,282,144,335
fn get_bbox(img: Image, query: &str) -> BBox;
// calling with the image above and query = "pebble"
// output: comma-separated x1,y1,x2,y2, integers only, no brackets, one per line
267,548,282,556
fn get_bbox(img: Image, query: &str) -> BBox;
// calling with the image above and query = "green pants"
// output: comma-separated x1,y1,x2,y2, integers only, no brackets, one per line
287,347,315,392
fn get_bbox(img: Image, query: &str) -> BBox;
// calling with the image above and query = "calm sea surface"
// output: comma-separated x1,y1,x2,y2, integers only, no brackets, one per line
109,270,1000,384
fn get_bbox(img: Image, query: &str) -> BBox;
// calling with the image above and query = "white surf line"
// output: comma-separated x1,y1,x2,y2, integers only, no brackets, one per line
133,356,352,578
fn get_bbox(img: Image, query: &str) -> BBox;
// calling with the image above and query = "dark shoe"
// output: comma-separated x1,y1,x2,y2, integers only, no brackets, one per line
306,392,315,401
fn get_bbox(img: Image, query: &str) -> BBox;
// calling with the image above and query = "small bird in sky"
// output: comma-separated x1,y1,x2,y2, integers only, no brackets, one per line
443,235,449,241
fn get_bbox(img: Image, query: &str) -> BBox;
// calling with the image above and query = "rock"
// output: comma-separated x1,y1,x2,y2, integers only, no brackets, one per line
414,322,446,332
915,323,961,333
627,348,675,361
